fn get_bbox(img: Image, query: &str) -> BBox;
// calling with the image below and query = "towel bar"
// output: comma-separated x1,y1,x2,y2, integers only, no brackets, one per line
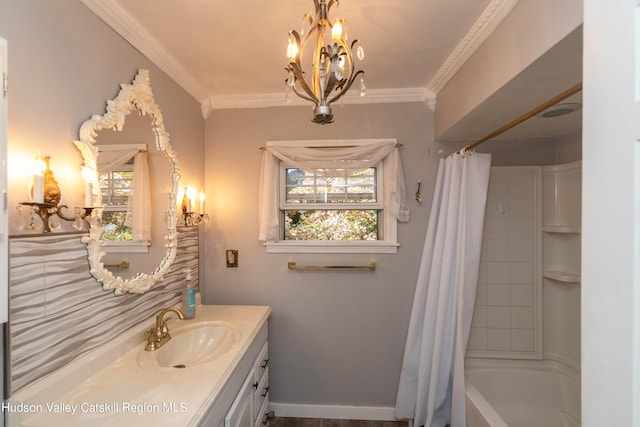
104,261,130,270
287,261,376,271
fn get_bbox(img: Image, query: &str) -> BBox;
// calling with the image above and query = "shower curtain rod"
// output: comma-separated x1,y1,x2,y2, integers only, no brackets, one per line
458,82,583,153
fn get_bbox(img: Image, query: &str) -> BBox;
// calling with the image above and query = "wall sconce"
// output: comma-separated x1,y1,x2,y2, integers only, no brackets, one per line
178,186,208,226
18,155,94,233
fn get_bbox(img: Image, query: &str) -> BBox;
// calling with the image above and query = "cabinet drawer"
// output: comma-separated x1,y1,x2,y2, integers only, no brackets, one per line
253,366,269,420
254,393,270,427
254,342,268,379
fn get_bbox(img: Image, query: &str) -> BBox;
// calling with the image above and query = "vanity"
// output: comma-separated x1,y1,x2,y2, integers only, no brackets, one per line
7,71,271,426
7,305,271,427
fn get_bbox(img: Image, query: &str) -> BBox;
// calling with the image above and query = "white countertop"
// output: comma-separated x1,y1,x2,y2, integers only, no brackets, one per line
7,305,271,427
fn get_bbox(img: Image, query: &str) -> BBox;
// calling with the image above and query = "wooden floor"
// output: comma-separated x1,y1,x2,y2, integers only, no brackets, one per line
270,418,408,427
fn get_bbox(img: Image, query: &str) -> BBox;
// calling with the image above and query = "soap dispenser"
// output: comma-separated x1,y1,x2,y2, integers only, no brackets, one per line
183,270,196,319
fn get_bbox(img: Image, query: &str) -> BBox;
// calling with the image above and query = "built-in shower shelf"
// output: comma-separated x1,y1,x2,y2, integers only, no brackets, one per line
543,270,581,283
543,226,581,234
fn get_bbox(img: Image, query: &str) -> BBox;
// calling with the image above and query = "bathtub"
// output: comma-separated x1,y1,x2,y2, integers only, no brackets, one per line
465,359,580,427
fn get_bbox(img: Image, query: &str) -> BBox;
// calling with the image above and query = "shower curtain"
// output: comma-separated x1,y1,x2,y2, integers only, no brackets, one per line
395,151,491,427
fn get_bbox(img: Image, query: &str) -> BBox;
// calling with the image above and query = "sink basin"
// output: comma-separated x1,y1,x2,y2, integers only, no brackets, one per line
137,321,240,370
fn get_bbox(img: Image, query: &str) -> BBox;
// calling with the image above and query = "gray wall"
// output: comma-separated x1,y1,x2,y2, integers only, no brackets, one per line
203,102,442,407
0,0,205,230
203,101,582,409
0,0,204,396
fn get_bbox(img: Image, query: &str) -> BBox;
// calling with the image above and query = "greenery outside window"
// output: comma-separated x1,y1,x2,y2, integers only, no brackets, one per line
100,166,134,241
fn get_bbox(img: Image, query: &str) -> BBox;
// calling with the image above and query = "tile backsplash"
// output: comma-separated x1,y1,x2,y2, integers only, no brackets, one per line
7,227,199,394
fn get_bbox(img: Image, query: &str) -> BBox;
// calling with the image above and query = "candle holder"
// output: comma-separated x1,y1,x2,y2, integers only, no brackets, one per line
178,211,209,227
18,202,96,233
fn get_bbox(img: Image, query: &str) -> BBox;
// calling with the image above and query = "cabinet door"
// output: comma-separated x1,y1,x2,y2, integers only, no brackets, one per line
254,394,270,427
225,368,255,427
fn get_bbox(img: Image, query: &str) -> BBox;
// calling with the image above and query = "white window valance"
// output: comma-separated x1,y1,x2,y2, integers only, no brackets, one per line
97,147,140,173
258,139,410,242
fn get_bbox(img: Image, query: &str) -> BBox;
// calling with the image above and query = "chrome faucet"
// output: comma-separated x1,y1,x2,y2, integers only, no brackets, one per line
144,307,185,351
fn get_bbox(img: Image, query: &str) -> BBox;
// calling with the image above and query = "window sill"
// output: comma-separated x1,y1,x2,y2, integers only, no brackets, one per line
264,240,399,254
101,240,150,254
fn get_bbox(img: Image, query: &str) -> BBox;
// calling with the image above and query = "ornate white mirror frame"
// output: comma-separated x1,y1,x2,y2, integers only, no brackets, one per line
74,69,181,295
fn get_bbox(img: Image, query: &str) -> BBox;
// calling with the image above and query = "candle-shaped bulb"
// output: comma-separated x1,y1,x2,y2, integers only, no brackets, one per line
32,155,45,203
332,20,343,40
81,167,94,207
199,191,205,214
34,155,46,175
186,187,196,213
287,36,298,61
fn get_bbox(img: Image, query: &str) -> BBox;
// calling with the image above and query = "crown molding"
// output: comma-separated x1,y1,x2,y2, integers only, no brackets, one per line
81,0,435,119
202,87,436,118
426,0,520,94
79,0,525,117
80,0,209,104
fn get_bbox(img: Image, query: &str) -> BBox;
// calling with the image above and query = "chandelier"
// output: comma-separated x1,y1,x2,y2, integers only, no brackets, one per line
285,0,365,124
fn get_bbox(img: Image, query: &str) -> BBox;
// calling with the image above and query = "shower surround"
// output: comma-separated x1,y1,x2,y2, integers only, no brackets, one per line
466,161,581,426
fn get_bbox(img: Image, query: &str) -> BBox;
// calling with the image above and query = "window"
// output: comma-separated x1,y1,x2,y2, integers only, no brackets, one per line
99,165,133,241
281,166,381,241
259,139,410,254
96,144,150,254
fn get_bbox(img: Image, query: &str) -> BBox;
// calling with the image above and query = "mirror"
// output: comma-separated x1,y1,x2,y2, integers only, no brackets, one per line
75,69,181,295
92,113,169,279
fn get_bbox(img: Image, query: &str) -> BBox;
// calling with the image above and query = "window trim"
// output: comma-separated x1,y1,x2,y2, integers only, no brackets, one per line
281,165,381,209
265,240,399,254
264,139,400,254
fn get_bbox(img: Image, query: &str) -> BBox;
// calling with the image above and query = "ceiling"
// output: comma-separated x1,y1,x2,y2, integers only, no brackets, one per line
81,0,582,141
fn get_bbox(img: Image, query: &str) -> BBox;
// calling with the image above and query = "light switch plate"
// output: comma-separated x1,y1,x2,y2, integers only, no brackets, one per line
226,249,238,268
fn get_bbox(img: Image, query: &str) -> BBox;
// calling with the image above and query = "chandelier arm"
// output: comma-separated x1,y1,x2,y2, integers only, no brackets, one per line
290,27,320,67
286,64,320,103
299,23,319,55
327,70,364,105
289,29,302,47
291,84,319,105
342,39,355,79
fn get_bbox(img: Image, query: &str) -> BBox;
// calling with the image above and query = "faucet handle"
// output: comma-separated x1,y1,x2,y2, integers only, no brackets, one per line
160,320,170,338
144,327,158,351
146,326,161,340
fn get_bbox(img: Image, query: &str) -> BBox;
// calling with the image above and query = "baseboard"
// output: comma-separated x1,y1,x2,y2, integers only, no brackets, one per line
270,402,399,421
